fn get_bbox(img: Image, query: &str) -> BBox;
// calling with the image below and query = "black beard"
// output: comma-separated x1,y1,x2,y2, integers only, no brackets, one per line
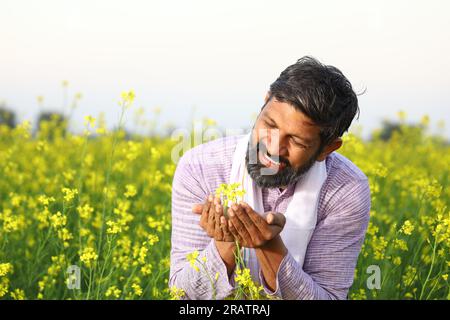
245,137,318,189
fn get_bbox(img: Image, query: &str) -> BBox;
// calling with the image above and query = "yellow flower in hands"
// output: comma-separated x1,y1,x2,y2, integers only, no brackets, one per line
215,183,246,218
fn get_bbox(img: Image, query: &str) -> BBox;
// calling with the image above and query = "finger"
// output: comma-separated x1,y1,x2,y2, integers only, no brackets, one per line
229,206,255,246
192,204,203,214
200,195,211,216
240,201,268,234
232,204,262,244
266,212,286,228
240,203,274,241
214,202,224,241
201,196,212,233
265,212,285,239
213,195,222,206
207,197,216,235
221,216,234,242
228,219,244,245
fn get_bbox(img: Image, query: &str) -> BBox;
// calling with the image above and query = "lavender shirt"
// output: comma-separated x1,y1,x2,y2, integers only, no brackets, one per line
169,135,371,300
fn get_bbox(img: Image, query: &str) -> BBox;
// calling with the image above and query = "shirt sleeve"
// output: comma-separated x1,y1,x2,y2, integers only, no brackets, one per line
259,178,371,300
169,150,235,300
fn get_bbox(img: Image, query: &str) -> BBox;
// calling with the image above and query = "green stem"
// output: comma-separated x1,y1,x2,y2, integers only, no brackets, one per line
122,264,139,299
197,259,217,300
419,234,438,300
95,234,116,299
97,104,126,256
86,266,94,300
76,133,89,251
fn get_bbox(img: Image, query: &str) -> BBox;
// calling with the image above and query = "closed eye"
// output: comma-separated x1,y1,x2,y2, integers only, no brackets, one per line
264,120,277,128
291,137,307,149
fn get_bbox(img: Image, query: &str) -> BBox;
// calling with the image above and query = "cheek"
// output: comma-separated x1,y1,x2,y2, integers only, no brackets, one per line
288,150,312,168
252,123,268,145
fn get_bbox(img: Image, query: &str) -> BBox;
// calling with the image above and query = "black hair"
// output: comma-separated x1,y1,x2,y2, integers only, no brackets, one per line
268,56,361,149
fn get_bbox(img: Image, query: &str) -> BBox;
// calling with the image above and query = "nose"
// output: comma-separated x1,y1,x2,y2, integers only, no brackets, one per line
265,129,288,157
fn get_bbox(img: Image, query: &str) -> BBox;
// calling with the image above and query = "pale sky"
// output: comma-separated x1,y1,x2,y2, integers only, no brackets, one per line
1,0,449,138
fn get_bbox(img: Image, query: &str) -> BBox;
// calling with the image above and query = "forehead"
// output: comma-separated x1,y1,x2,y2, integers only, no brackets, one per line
260,98,321,142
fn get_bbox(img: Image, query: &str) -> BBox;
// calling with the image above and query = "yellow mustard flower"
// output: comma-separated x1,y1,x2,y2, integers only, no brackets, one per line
400,220,415,235
124,184,137,198
79,247,98,268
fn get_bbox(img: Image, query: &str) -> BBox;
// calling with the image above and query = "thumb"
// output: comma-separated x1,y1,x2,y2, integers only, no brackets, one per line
192,204,203,214
266,212,286,228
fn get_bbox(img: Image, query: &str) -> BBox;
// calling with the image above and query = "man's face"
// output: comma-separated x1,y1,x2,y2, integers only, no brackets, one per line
245,96,324,188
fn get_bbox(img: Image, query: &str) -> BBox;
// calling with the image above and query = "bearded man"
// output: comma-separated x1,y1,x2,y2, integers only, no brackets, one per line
169,56,371,300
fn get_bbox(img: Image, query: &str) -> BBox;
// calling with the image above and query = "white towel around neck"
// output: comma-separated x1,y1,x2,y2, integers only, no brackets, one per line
229,133,327,268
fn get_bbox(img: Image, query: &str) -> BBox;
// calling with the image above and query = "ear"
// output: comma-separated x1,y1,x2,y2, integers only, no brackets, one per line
316,137,342,162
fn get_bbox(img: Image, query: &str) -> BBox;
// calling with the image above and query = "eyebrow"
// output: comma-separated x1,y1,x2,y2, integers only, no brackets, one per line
263,114,314,145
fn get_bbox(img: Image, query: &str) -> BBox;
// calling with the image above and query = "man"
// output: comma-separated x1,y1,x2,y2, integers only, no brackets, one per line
169,56,371,300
